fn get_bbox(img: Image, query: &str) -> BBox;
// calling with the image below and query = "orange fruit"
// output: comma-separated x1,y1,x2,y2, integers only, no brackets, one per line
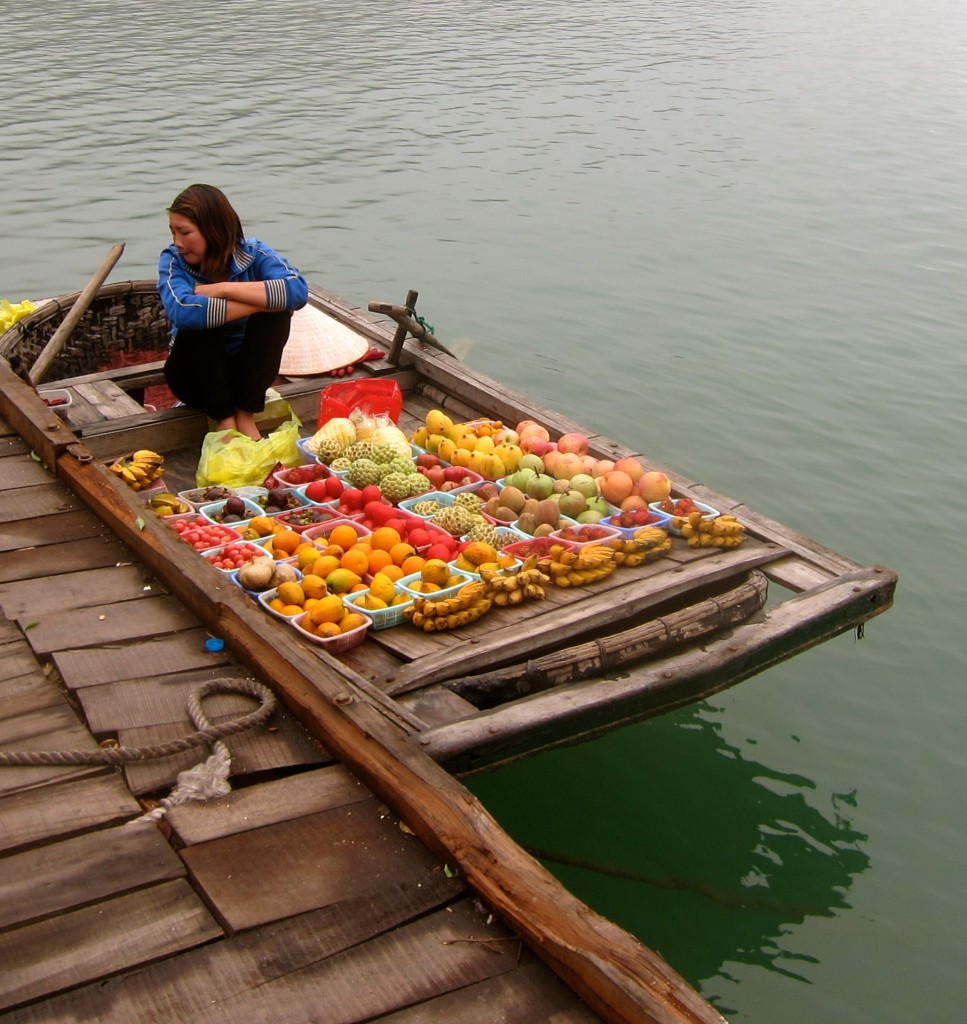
420,558,451,587
389,542,416,566
248,515,278,537
325,567,361,594
269,597,286,612
321,543,344,557
328,523,360,551
401,554,426,576
281,604,304,617
272,529,302,555
369,572,398,605
301,574,328,599
313,621,343,638
367,548,393,575
309,594,346,625
340,547,370,577
370,526,402,551
339,612,367,634
296,544,321,569
277,581,305,607
310,555,342,579
379,563,405,583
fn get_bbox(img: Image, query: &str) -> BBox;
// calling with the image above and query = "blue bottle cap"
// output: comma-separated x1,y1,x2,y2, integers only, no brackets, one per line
205,637,225,653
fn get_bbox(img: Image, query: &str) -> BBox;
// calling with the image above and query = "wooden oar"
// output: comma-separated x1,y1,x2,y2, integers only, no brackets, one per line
28,242,126,384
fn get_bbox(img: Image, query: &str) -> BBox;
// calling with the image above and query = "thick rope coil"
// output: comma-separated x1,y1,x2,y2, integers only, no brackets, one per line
0,678,277,767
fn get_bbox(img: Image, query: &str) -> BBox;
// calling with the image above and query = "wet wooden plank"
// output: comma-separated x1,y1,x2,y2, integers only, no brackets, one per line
0,639,40,683
0,562,159,618
0,483,83,524
54,627,232,689
1,873,465,1024
0,821,185,930
168,763,370,845
75,666,271,732
0,703,102,797
0,772,141,855
20,594,199,656
372,957,601,1023
0,534,132,584
0,454,54,490
0,879,223,1013
71,379,145,420
119,706,330,795
0,508,112,554
0,666,68,718
181,797,445,932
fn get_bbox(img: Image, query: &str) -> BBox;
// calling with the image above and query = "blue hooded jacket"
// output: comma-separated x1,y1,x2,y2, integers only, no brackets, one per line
157,238,309,353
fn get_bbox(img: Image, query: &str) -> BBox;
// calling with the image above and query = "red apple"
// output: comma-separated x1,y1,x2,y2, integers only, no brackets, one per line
443,465,467,483
304,479,330,503
416,452,440,469
425,542,453,561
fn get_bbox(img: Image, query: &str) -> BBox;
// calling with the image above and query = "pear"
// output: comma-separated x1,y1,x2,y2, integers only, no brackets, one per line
498,485,526,513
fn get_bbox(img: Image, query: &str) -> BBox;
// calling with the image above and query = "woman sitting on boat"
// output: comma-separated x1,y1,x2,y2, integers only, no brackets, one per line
157,183,308,440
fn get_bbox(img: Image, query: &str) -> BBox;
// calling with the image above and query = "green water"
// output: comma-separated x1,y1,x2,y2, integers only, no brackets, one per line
3,1,965,1019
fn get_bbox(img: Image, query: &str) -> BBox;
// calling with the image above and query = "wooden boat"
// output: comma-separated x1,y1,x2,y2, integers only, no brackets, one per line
0,277,897,1023
0,279,897,775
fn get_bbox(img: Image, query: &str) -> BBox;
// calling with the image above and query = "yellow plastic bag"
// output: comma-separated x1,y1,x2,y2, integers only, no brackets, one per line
196,416,303,489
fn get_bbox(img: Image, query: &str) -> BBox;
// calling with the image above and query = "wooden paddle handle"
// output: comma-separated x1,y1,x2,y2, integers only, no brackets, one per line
29,242,126,384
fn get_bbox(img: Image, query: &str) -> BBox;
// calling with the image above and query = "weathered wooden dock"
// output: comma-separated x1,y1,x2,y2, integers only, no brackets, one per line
0,417,608,1022
0,397,727,1022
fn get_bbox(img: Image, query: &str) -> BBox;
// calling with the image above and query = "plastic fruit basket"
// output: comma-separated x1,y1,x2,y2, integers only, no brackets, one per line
256,586,305,620
272,503,342,533
548,523,623,549
302,517,372,546
398,491,455,518
290,613,370,652
342,589,414,629
178,485,236,509
254,488,313,517
503,535,577,560
272,463,332,488
199,497,263,527
397,568,474,602
201,539,272,571
166,514,242,550
649,499,719,536
229,565,301,598
604,509,673,538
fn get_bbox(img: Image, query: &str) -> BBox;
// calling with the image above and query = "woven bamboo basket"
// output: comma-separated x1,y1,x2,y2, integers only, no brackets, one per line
0,280,170,382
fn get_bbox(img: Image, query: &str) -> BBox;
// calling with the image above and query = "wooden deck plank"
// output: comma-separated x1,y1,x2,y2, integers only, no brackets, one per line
118,706,330,795
0,820,185,930
0,873,465,1024
53,627,232,689
0,508,109,553
0,703,102,797
0,667,69,718
168,763,370,845
0,482,83,525
71,379,146,421
0,772,141,855
0,562,160,618
205,897,528,1024
0,534,132,584
0,454,54,491
0,640,43,683
181,797,446,932
19,594,200,656
372,957,601,1023
75,666,272,732
0,879,223,1013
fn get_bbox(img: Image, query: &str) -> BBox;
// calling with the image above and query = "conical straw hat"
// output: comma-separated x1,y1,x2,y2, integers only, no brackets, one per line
280,303,370,376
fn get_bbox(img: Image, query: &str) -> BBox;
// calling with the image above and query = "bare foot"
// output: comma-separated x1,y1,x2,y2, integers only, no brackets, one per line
235,410,261,440
214,415,237,433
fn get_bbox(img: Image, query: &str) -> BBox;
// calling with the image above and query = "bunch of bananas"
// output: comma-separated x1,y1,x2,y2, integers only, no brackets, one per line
479,557,550,606
404,580,494,631
108,449,164,491
675,512,746,549
606,525,673,566
538,543,618,588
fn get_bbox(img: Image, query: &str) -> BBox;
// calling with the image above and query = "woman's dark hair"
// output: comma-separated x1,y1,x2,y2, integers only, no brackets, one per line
167,184,243,278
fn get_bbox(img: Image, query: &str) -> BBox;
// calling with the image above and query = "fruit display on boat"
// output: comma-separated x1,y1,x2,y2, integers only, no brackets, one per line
108,449,164,491
147,492,192,516
255,487,306,515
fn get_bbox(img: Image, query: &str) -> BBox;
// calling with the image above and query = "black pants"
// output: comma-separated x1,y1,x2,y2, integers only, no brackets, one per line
163,311,292,420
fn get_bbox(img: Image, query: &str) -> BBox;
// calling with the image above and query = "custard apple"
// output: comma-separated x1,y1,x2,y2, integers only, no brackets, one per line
342,441,375,462
453,492,483,513
378,472,413,502
346,458,382,487
407,474,432,496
